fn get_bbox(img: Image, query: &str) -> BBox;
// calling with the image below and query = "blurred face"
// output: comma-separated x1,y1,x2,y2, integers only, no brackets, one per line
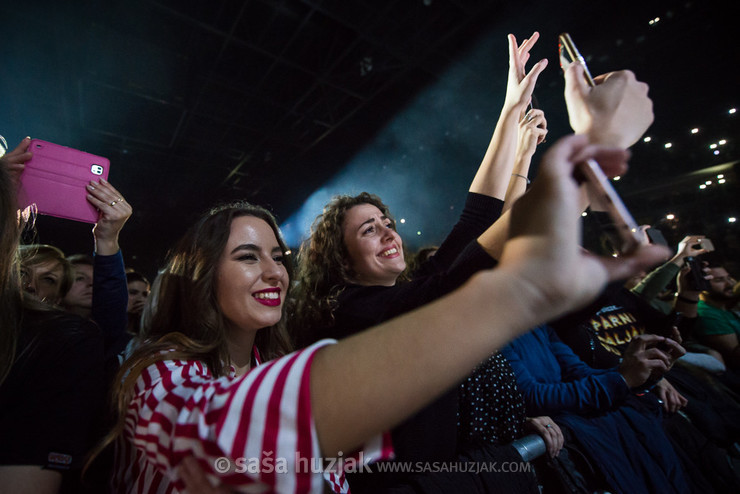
127,280,150,315
64,264,93,310
342,203,406,287
21,260,64,304
215,216,288,333
706,267,736,301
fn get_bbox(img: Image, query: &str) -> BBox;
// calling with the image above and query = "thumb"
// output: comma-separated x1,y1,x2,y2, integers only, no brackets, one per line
564,62,590,101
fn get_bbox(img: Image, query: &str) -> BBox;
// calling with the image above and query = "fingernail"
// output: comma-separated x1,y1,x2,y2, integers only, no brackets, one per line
101,178,109,184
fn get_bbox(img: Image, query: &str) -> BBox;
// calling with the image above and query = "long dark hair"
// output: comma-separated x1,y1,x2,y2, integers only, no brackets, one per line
88,201,294,468
0,162,22,385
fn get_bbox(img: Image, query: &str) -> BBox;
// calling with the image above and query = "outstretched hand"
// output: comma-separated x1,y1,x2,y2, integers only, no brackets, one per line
86,179,132,255
498,134,670,324
504,32,548,112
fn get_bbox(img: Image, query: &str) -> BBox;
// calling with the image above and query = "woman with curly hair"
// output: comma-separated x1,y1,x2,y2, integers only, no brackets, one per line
95,132,667,493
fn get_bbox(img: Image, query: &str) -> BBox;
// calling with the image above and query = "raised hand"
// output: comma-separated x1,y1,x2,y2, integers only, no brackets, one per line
86,179,132,255
563,63,653,148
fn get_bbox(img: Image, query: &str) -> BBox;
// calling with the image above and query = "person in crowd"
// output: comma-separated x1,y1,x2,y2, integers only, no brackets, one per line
695,262,740,367
502,325,691,493
0,138,107,493
19,244,73,306
291,32,557,493
97,131,669,493
628,233,727,371
63,254,94,318
67,177,133,362
125,269,150,335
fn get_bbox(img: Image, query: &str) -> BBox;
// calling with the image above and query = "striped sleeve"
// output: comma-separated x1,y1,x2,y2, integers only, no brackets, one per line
125,340,332,493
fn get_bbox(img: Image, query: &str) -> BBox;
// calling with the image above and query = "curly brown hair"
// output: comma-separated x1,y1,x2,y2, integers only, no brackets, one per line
289,192,407,342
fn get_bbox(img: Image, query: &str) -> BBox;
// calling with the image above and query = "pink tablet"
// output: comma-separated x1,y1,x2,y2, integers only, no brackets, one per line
18,139,110,224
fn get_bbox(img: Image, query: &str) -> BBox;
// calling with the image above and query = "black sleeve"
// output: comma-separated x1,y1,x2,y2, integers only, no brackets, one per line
413,192,503,278
332,241,497,338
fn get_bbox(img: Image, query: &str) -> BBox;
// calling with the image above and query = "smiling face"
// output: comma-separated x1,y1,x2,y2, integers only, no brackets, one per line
342,203,406,286
705,267,736,302
215,215,289,333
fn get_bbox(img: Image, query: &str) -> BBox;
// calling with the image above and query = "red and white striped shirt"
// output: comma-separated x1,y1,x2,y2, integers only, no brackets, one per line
113,340,393,493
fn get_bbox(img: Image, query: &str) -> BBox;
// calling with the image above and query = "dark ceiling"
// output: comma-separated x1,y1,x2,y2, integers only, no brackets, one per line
2,0,738,277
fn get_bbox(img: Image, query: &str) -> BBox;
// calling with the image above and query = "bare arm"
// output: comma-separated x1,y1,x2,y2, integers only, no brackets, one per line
311,135,670,457
502,108,548,213
470,32,547,199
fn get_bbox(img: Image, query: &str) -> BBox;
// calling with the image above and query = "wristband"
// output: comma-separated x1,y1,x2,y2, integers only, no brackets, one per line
676,294,698,304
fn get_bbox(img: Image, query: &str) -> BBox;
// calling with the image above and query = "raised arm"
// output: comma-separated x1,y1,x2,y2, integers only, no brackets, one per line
85,179,133,357
502,107,548,213
311,135,670,457
469,32,548,200
475,64,655,261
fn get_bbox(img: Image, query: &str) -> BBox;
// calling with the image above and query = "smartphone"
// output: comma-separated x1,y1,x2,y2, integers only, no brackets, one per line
698,238,715,253
684,256,711,291
558,32,595,87
575,159,642,255
18,139,110,223
646,227,668,247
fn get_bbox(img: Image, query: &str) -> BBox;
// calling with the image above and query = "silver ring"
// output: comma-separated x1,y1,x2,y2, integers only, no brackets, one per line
109,201,117,206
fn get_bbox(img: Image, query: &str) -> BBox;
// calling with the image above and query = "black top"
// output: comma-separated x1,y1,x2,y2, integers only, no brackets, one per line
0,308,106,493
550,282,672,369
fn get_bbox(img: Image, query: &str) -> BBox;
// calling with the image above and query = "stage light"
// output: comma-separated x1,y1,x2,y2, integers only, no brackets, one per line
730,108,737,114
714,150,720,155
706,180,712,185
400,218,406,224
710,143,718,149
416,231,422,236
664,142,672,148
729,217,737,223
666,214,675,220
719,139,727,145
691,128,699,134
613,176,621,181
719,179,727,184
718,174,724,179
699,184,707,189
643,136,652,142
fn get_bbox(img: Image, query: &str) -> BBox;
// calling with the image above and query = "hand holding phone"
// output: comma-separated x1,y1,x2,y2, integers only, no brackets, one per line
559,32,654,148
18,139,110,223
558,33,595,87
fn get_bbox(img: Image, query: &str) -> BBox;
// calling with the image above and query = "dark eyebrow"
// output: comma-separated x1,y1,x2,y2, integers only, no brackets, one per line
357,215,388,232
230,243,259,255
230,244,284,255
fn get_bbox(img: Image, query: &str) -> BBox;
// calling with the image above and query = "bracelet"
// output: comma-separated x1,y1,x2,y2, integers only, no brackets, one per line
676,294,698,304
512,173,531,184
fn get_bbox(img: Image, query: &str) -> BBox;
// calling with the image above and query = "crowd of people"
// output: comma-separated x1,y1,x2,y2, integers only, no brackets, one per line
1,31,739,494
